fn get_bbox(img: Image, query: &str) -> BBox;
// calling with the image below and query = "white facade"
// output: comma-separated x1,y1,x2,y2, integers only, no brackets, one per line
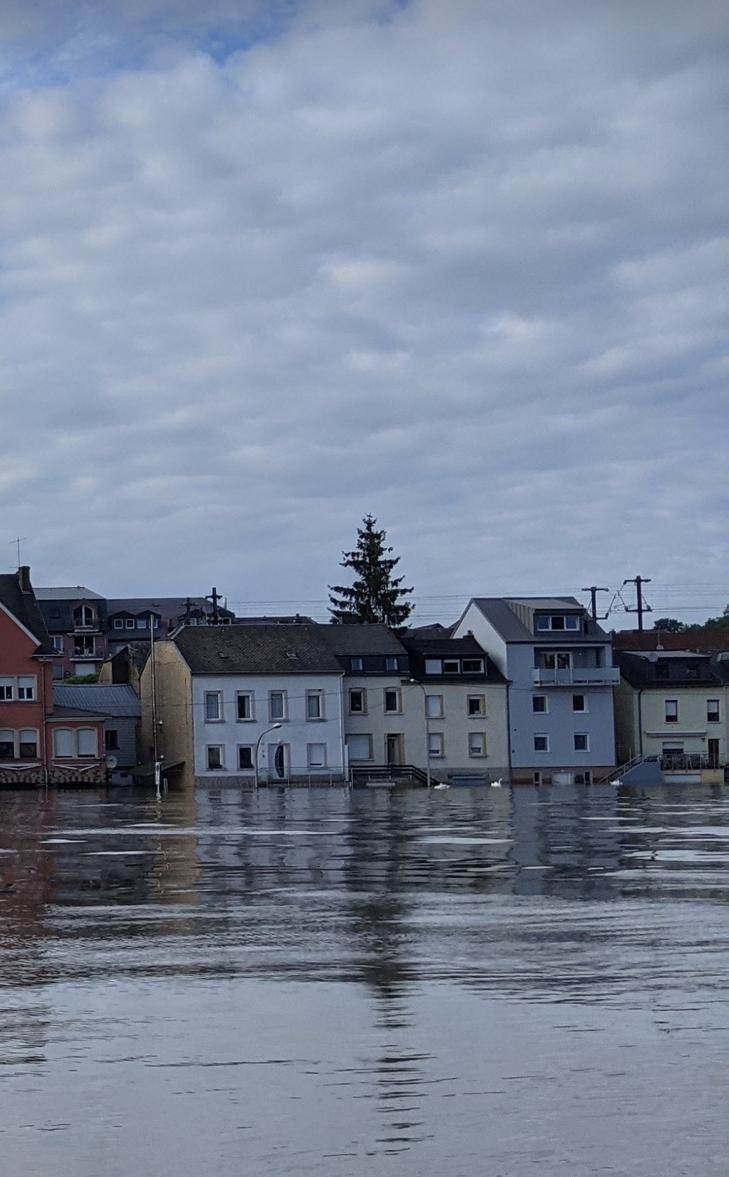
191,672,346,781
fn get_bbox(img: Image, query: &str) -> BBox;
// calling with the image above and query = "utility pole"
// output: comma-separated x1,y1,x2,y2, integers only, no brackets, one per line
582,585,610,622
207,586,222,624
623,576,652,637
150,609,161,800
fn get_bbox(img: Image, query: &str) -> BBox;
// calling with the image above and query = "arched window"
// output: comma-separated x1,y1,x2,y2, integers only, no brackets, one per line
73,604,95,627
0,730,14,759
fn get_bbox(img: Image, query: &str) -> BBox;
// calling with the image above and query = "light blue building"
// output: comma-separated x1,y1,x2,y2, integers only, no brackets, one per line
453,597,618,784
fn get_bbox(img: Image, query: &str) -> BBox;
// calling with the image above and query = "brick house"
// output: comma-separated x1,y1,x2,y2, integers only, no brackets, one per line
0,568,106,786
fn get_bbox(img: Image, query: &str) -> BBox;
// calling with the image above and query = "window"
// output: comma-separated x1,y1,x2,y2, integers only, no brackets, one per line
384,688,401,714
428,732,445,758
125,618,135,629
307,743,327,769
536,616,550,631
443,660,459,674
534,734,549,752
468,732,487,757
269,690,287,721
542,652,572,670
708,699,721,723
467,695,485,717
532,695,547,713
52,635,64,652
306,690,325,720
346,733,373,761
236,692,254,721
565,615,579,630
136,617,147,629
385,657,398,672
238,745,254,770
349,688,366,714
113,618,124,630
204,691,222,722
19,730,38,759
73,635,95,656
665,699,678,723
572,694,587,713
426,694,444,718
350,657,364,672
105,729,120,751
53,729,74,757
462,658,484,674
533,771,542,785
78,729,97,758
206,745,224,770
550,615,565,630
574,733,589,752
17,677,36,701
424,659,442,675
74,605,95,627
0,730,14,759
0,678,14,701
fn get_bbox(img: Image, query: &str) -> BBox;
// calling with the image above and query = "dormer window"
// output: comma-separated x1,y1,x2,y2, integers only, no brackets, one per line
442,660,459,674
73,604,95,627
537,614,580,632
350,657,364,672
385,657,399,672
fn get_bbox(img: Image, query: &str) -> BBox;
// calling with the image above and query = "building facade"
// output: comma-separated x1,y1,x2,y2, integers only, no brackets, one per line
454,597,618,784
36,587,108,679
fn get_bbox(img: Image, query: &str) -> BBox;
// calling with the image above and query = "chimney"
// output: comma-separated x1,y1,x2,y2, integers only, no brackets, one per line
17,565,31,594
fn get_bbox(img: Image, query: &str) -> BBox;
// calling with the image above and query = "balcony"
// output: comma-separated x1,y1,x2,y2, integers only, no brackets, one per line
73,624,100,634
533,666,620,687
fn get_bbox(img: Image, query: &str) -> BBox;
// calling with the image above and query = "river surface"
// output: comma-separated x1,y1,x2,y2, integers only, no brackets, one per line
2,781,729,1176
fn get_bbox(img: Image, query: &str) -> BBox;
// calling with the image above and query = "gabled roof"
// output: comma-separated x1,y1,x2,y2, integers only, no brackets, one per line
35,586,104,601
0,569,55,654
173,624,343,675
53,684,141,717
317,623,408,657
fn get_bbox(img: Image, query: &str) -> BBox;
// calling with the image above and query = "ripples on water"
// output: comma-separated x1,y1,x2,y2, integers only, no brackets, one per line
2,782,729,1176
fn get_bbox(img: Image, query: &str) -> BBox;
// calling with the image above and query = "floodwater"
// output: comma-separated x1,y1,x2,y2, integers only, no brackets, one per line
2,783,729,1176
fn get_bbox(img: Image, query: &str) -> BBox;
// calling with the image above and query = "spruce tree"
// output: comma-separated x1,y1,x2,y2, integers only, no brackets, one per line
328,515,414,629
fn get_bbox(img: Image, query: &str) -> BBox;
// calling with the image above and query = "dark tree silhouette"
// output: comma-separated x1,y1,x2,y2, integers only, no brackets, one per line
329,515,413,629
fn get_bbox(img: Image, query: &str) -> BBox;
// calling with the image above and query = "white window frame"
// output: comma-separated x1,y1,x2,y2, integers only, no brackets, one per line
77,728,98,758
125,618,135,629
534,734,549,753
707,698,721,723
53,728,74,757
468,731,487,758
426,694,444,719
428,732,445,758
0,677,15,701
574,733,590,752
204,691,223,722
424,659,442,675
0,729,15,759
0,729,40,760
467,694,485,717
237,745,254,771
348,688,366,714
236,691,255,721
442,659,460,675
306,690,325,721
384,657,399,672
17,676,36,702
113,618,124,630
307,743,327,769
346,733,373,761
572,693,587,713
206,744,225,770
665,699,679,723
462,658,484,674
384,688,402,714
350,657,364,672
532,695,548,714
269,690,287,721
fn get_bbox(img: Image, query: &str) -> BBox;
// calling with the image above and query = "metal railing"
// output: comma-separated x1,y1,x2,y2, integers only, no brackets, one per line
533,666,620,686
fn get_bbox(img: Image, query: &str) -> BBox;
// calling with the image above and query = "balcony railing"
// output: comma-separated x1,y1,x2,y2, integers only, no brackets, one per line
533,666,620,687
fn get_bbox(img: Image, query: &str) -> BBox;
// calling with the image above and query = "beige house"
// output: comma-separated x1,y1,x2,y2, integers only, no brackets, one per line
615,651,728,783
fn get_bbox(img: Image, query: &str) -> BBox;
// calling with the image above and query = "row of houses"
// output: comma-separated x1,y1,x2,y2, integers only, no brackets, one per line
3,566,729,788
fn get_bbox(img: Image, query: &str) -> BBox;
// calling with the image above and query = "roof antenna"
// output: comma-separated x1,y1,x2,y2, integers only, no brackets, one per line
9,536,27,566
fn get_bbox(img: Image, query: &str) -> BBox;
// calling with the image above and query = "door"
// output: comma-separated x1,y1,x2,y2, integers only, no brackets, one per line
708,739,720,769
269,742,289,780
386,734,403,766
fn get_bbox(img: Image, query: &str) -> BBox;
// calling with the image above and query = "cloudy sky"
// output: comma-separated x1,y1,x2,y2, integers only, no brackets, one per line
2,0,727,626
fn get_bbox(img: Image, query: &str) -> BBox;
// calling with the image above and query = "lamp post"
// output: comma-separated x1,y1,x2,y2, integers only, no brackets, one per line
254,723,282,789
408,678,432,789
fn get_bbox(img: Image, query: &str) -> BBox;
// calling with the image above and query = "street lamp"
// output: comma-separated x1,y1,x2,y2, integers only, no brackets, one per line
254,723,282,789
408,678,432,789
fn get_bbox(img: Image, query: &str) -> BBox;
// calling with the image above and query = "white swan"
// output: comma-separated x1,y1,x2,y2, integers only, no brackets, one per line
433,781,450,790
490,778,503,788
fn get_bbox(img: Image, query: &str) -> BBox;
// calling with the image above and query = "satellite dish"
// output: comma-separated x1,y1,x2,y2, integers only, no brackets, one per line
105,755,118,770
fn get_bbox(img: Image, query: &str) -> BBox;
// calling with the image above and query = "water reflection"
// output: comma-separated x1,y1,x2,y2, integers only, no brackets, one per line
2,782,729,1174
